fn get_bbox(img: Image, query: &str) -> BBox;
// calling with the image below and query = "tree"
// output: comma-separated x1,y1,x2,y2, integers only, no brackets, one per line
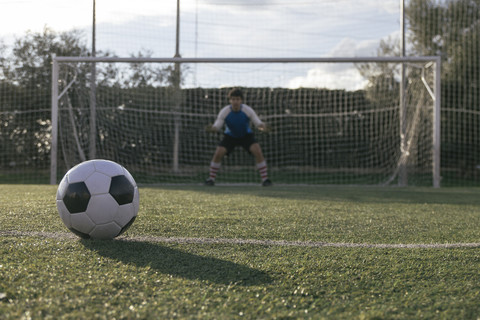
0,26,90,169
359,0,480,183
406,0,480,110
2,26,89,91
359,0,479,109
0,26,185,173
407,0,479,94
356,37,401,107
407,0,480,179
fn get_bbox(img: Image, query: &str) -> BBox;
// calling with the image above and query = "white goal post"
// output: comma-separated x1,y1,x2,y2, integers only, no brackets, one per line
51,56,441,187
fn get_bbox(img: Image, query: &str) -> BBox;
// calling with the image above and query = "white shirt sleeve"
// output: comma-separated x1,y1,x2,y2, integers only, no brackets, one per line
242,105,264,127
211,106,231,130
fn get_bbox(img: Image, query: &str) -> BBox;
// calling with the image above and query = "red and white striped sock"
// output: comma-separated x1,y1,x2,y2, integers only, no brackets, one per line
256,161,268,182
209,162,221,181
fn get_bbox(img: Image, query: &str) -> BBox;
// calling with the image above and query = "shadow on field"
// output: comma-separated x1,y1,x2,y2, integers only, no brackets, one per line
81,239,272,286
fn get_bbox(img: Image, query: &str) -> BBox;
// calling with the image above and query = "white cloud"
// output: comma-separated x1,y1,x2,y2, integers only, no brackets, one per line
96,0,181,24
0,0,401,90
0,0,184,40
330,37,379,57
1,1,89,37
286,37,383,90
288,66,367,91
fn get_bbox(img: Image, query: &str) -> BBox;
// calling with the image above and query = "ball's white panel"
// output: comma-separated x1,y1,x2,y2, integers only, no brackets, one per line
133,187,140,216
93,159,124,177
86,194,119,225
56,176,69,200
70,212,95,234
67,161,96,183
84,172,111,195
89,222,121,239
56,200,72,228
122,167,137,187
114,203,135,227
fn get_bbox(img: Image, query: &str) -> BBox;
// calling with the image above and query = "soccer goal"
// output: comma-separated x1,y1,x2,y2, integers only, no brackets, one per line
51,56,441,187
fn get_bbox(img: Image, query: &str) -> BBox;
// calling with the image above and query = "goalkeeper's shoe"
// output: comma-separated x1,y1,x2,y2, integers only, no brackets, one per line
262,179,273,187
204,178,215,186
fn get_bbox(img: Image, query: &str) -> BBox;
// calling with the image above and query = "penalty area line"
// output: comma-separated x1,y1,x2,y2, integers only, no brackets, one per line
1,230,480,249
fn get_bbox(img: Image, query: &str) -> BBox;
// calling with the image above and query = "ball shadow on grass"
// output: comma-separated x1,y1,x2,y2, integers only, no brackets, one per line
81,239,272,286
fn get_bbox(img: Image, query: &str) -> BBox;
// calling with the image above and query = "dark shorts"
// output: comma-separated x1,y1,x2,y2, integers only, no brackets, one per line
219,133,257,155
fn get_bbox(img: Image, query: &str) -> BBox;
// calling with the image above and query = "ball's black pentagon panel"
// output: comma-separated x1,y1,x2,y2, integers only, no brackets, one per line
109,175,135,205
63,182,91,213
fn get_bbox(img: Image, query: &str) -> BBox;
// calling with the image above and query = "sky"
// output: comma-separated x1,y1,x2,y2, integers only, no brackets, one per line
0,0,402,90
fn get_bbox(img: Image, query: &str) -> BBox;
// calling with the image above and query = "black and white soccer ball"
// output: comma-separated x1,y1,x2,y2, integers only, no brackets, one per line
56,159,139,239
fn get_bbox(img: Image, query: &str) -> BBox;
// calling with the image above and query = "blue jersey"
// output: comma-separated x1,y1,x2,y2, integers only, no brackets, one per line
212,104,263,138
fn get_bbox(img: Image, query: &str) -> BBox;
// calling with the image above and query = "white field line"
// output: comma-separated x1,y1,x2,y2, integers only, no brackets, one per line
1,230,480,249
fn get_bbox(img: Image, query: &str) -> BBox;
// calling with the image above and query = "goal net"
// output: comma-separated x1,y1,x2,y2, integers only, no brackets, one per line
51,57,440,186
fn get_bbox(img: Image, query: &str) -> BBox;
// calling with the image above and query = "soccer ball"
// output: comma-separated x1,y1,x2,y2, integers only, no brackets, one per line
56,159,139,239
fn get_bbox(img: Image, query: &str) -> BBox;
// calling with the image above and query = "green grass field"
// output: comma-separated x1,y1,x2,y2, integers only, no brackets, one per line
1,184,479,319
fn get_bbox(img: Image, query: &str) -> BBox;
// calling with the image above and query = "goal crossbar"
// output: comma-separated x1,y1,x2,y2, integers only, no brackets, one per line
53,56,441,64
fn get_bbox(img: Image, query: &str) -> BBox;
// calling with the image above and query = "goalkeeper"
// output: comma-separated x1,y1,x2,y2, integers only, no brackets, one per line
205,88,272,186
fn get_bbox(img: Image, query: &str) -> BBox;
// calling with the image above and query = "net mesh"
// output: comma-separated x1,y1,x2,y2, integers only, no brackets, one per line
53,59,437,185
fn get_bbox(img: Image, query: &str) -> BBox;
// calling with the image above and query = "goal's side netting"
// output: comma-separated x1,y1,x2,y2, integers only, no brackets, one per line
51,57,440,186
